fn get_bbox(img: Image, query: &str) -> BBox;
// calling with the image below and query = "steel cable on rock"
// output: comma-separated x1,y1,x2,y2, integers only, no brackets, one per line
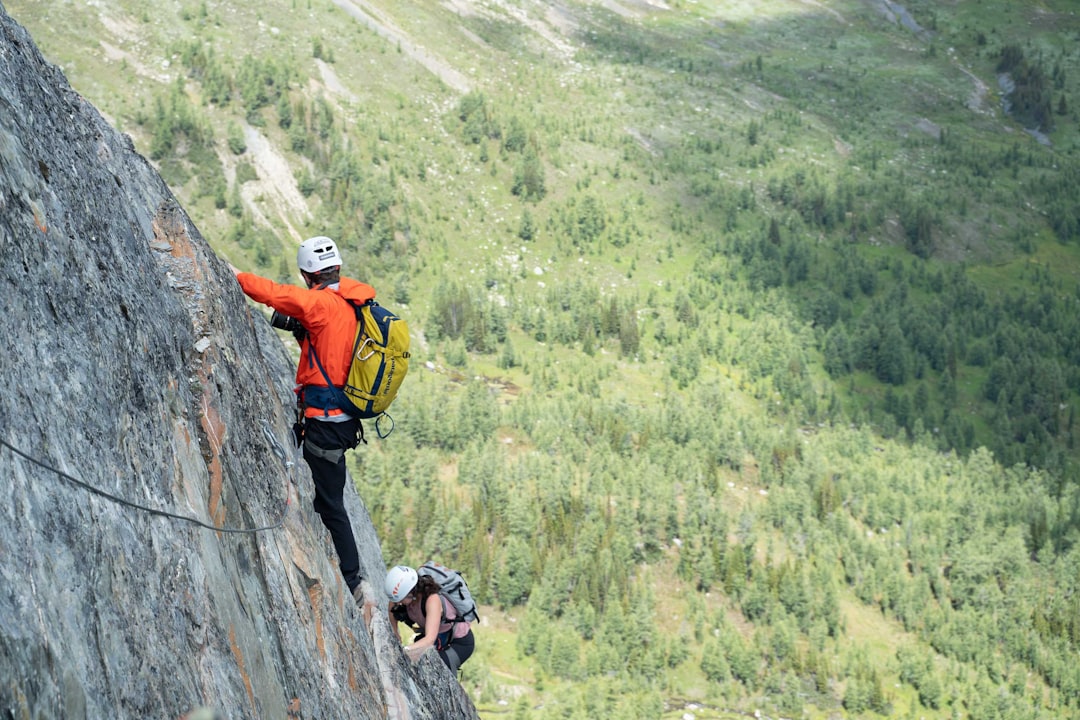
0,419,296,534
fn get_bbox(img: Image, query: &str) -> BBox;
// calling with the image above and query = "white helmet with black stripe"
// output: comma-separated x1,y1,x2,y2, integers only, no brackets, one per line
297,236,342,274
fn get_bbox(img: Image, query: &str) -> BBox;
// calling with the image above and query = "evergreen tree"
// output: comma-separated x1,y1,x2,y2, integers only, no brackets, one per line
518,208,536,241
495,535,534,608
226,121,246,155
700,639,731,682
512,145,546,200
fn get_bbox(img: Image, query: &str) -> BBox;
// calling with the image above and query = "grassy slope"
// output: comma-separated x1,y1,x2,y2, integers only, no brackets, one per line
8,0,1079,717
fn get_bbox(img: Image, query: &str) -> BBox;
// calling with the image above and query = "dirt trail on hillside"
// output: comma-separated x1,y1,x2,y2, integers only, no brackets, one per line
333,0,587,84
329,0,472,93
451,0,578,61
956,63,991,115
314,58,357,104
795,0,848,25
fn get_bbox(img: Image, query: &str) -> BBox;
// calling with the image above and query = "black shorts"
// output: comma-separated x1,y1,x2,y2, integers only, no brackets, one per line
438,629,475,675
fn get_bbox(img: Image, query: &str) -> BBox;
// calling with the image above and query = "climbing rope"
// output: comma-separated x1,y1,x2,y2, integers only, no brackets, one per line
0,419,295,535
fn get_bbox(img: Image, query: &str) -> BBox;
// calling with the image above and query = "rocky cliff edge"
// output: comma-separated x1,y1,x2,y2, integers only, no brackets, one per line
0,5,476,718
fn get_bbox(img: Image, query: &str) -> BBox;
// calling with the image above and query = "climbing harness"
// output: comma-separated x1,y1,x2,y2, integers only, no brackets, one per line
0,419,296,535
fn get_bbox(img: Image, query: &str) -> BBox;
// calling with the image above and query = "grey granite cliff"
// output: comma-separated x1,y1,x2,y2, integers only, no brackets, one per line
0,5,476,718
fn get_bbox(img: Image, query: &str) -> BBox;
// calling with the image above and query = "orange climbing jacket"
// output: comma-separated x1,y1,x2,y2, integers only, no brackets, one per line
236,273,375,418
238,272,409,428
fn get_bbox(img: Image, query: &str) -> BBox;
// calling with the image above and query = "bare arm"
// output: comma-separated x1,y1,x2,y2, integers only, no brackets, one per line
404,594,443,660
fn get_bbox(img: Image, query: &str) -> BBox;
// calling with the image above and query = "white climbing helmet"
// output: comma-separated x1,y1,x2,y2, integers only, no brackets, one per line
296,236,341,274
385,565,418,602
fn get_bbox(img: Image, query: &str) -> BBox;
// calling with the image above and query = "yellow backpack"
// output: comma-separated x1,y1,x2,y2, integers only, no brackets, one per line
309,299,410,435
342,300,410,419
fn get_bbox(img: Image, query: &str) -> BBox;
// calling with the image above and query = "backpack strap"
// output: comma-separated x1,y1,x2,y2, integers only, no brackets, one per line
303,299,365,417
437,593,466,627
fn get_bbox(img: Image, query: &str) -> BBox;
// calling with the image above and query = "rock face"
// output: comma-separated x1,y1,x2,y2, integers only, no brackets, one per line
0,7,477,719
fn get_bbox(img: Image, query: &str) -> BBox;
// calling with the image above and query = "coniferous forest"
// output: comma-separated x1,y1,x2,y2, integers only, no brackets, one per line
8,0,1080,717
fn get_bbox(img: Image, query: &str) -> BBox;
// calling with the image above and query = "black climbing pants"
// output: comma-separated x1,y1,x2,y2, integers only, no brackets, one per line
303,417,362,592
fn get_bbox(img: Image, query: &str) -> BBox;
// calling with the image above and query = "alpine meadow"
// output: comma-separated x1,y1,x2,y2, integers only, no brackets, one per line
7,0,1080,717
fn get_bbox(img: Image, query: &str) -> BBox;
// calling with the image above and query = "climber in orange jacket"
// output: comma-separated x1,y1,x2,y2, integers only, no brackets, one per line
233,236,375,602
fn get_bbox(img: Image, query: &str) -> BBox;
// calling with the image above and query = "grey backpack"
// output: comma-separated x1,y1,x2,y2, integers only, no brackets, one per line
418,561,479,624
